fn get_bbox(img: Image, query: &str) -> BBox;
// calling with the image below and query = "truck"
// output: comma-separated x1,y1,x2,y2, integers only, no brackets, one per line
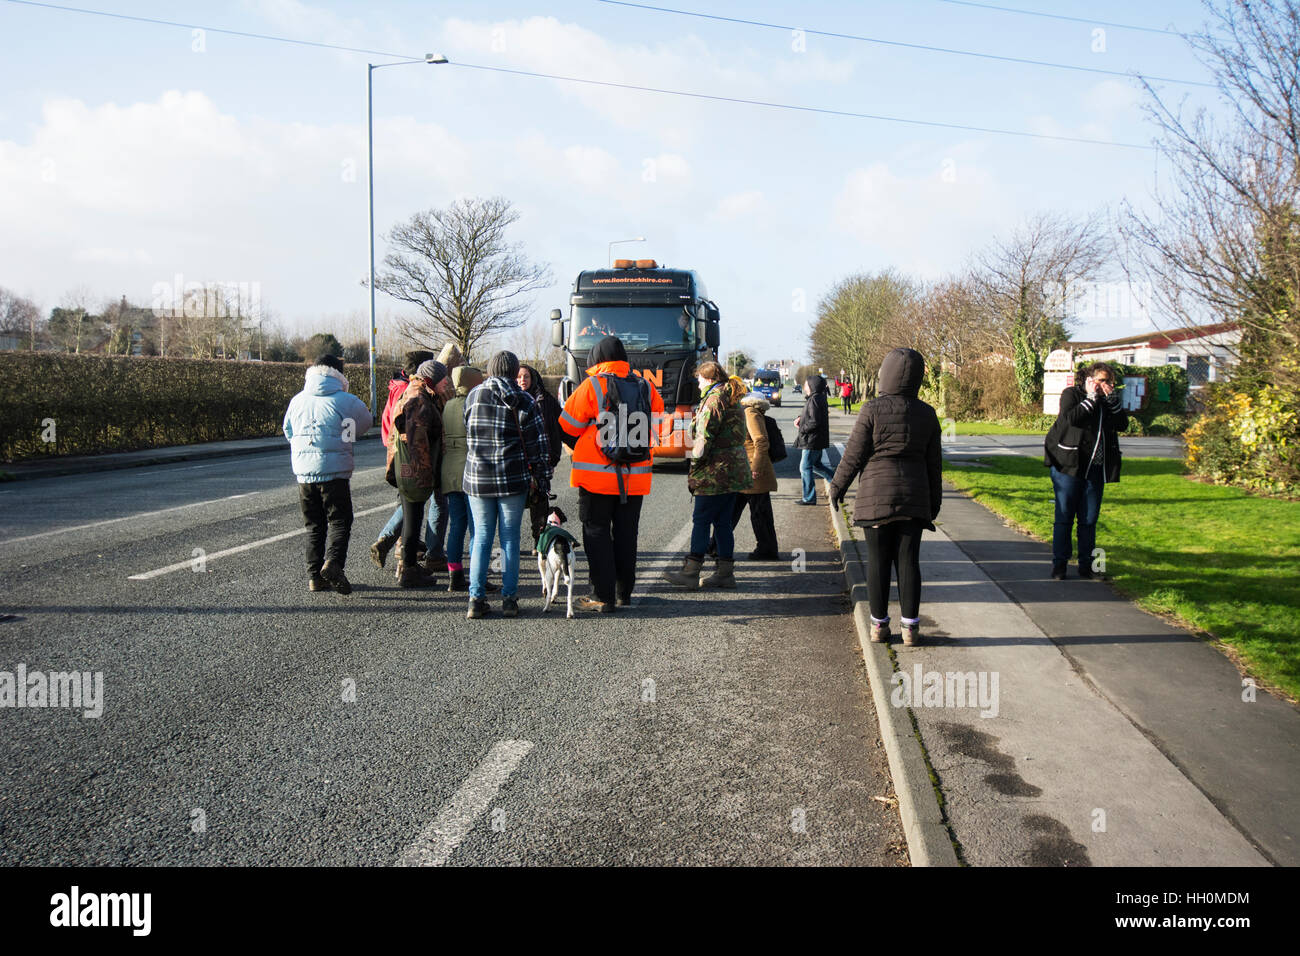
550,258,720,458
751,367,782,406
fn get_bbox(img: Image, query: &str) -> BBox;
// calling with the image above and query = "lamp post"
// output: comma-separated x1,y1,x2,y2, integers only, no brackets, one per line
368,53,448,413
608,236,645,267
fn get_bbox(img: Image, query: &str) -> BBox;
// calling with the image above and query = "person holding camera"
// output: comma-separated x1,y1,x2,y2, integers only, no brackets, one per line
1043,362,1128,580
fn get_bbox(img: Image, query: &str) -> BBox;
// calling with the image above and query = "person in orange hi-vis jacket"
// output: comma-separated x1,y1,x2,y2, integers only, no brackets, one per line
559,335,665,613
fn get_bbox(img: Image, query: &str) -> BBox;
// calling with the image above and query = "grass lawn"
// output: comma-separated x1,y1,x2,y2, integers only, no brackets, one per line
953,421,1047,436
944,456,1300,700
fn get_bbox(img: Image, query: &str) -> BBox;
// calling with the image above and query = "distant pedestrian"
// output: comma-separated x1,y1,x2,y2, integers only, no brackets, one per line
385,359,448,588
558,336,664,612
663,360,751,589
369,350,433,571
795,374,835,504
517,363,564,550
440,365,484,593
1043,362,1127,580
829,348,942,646
463,351,552,619
839,378,854,414
283,354,373,594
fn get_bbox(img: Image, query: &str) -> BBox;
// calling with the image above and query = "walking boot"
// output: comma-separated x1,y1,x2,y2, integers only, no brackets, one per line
308,572,331,592
396,556,437,589
869,620,891,643
700,557,736,589
369,535,397,569
662,555,704,589
448,569,468,592
321,560,352,595
901,622,921,646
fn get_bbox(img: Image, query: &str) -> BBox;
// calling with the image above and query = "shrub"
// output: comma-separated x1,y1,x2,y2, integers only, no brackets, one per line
1185,383,1300,496
1146,413,1188,436
0,353,377,462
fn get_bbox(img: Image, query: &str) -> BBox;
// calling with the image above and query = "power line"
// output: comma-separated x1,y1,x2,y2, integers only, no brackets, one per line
929,0,1187,37
2,0,411,59
594,0,1212,87
3,0,1155,150
451,61,1153,150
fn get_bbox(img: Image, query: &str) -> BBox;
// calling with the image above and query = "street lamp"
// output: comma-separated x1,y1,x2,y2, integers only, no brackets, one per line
608,236,645,266
367,53,449,413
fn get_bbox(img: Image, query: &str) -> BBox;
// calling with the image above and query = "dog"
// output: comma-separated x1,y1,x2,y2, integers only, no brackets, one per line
537,506,580,619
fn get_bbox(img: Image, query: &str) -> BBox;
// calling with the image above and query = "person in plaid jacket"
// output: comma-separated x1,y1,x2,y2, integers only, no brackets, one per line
462,350,552,619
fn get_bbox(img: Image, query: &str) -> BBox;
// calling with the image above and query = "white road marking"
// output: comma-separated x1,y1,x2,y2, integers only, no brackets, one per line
127,502,392,580
396,739,534,867
0,493,261,546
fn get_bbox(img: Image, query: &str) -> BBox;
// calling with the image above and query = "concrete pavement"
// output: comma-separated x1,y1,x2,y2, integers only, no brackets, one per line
824,410,1296,866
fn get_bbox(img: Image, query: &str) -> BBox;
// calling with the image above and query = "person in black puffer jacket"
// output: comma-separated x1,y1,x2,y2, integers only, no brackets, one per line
1043,362,1127,581
795,373,835,504
829,348,942,647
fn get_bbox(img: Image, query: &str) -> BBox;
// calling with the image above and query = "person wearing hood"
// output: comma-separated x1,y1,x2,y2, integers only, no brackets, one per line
462,351,553,619
517,363,565,550
558,335,665,612
283,354,374,594
1043,361,1127,580
829,348,942,646
369,349,433,571
385,359,449,588
794,373,835,504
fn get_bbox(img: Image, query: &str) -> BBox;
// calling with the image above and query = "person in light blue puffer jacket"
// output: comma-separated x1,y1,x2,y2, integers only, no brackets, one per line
283,355,374,593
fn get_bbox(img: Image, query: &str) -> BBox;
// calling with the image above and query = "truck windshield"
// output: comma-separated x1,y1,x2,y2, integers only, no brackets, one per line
572,306,693,351
755,371,779,385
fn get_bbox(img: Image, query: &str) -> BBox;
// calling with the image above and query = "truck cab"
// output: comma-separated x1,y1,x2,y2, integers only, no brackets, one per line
752,368,782,407
551,259,720,458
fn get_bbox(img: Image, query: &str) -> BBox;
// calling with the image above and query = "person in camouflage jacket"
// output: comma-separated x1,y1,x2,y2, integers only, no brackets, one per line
664,360,751,590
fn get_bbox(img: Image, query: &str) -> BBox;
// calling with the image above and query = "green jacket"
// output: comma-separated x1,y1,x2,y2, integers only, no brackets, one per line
688,383,751,496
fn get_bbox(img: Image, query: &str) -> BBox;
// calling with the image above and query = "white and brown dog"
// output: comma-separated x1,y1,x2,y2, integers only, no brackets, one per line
537,507,581,619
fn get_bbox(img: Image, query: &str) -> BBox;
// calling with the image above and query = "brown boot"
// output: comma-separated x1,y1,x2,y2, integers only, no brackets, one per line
700,557,736,589
662,555,704,589
396,555,437,589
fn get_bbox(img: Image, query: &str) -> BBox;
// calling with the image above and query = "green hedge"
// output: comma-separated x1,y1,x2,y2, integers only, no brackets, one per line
0,353,374,462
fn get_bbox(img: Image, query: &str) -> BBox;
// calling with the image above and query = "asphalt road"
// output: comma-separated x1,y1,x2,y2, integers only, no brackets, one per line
940,432,1184,462
0,396,905,866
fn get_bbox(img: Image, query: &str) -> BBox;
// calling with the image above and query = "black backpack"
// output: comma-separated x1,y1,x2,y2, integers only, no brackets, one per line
593,373,654,499
764,414,788,462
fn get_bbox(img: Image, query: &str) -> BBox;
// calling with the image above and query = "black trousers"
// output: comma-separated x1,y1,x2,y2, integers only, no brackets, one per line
528,490,550,548
401,496,426,567
731,492,779,556
578,488,643,604
298,479,354,574
862,519,925,621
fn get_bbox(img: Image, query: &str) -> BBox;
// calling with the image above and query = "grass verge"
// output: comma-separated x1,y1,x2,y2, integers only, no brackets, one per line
944,456,1300,700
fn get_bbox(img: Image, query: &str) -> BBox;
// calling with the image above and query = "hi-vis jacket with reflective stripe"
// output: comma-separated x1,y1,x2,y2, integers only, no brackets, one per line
560,359,665,497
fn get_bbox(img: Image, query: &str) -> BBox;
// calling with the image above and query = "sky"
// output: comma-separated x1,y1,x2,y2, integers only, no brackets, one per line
0,0,1228,365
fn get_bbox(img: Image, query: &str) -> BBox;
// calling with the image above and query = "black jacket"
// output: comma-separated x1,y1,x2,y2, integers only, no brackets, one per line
1044,383,1127,482
522,365,563,469
795,375,831,450
829,348,942,528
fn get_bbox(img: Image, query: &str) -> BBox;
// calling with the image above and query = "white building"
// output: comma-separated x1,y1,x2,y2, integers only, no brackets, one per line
1071,321,1241,388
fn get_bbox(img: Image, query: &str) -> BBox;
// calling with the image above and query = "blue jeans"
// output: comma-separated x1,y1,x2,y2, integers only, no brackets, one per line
379,491,448,558
1050,464,1105,565
467,492,527,599
690,493,738,559
800,448,835,502
445,492,475,567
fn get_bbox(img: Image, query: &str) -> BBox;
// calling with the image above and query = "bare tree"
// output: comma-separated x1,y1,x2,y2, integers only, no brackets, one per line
373,197,551,361
811,270,920,396
970,212,1110,403
0,287,42,349
1119,0,1300,393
